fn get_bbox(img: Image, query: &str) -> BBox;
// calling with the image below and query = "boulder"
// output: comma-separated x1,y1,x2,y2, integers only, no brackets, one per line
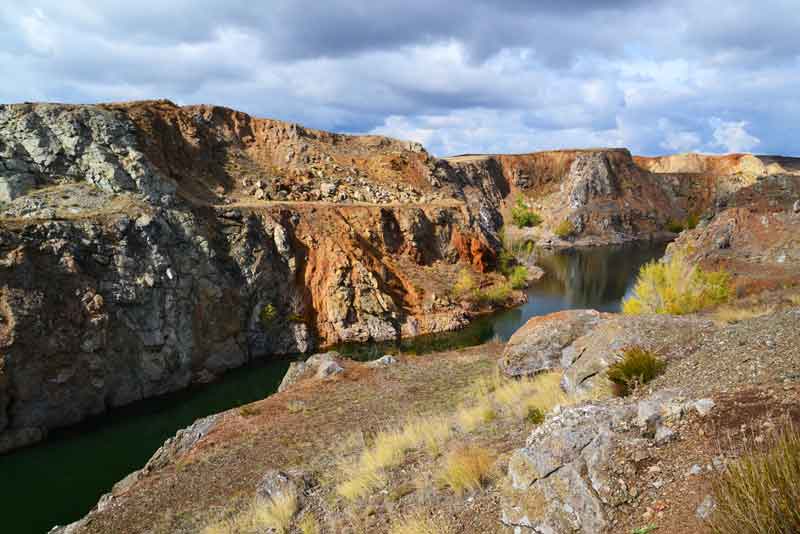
500,309,604,377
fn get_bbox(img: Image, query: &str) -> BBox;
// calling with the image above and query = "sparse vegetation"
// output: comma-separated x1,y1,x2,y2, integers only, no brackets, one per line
438,445,494,494
510,197,542,228
237,404,261,418
202,492,298,534
606,346,666,396
508,265,529,289
474,282,512,305
666,219,685,233
554,218,575,238
456,400,496,432
389,510,455,534
298,514,321,534
452,269,476,297
260,302,278,326
714,304,773,324
622,250,732,315
493,371,569,420
709,425,800,534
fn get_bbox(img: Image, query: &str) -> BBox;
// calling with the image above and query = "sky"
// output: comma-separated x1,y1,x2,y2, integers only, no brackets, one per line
1,1,798,157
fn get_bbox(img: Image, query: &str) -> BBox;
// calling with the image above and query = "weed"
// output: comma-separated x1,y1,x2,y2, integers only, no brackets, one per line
525,406,545,425
554,219,575,239
709,425,800,534
438,445,494,494
606,347,665,396
622,250,731,315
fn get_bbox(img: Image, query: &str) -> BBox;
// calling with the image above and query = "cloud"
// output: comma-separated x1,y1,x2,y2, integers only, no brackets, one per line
709,118,761,153
0,0,798,156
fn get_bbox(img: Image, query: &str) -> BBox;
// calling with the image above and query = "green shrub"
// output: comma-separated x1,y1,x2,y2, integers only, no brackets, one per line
475,283,512,305
260,303,278,326
554,219,575,239
525,406,545,425
685,213,699,230
606,346,666,396
510,197,542,228
508,266,529,290
666,219,684,233
453,269,476,297
287,313,306,324
622,250,732,315
709,426,800,534
498,250,516,276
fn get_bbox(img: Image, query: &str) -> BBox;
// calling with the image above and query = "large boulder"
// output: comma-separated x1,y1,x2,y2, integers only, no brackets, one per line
560,315,714,395
500,310,605,377
502,402,634,533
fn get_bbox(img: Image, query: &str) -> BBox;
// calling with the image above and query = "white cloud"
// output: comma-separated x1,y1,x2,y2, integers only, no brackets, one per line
709,117,760,153
657,118,701,153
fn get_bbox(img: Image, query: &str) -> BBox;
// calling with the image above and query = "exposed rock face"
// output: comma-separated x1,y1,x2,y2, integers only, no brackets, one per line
0,101,501,452
671,174,800,293
500,309,713,396
503,390,716,533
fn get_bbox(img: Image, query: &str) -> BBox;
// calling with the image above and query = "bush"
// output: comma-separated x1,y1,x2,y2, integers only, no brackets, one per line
685,213,699,230
260,303,278,326
452,269,476,297
508,266,529,290
438,445,494,494
622,250,732,315
554,219,575,238
606,346,665,396
525,406,545,425
510,197,542,228
709,426,800,534
666,219,684,233
475,283,512,305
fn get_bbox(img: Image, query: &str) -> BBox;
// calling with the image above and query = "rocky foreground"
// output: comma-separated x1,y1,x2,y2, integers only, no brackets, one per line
1,99,799,456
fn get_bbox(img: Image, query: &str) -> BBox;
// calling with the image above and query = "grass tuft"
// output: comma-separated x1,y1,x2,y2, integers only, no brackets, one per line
456,401,496,432
298,514,321,534
709,425,800,534
438,445,494,494
714,304,773,324
554,219,575,238
508,265,529,290
493,371,568,420
389,510,456,534
606,346,665,396
622,249,731,315
202,491,298,534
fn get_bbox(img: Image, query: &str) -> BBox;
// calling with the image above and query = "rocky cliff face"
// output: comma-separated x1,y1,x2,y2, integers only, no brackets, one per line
0,101,500,452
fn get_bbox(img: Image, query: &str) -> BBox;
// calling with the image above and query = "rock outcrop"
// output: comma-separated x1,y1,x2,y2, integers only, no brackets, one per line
0,101,501,452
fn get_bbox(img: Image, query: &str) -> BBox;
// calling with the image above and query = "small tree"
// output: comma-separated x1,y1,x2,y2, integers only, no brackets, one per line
510,197,542,228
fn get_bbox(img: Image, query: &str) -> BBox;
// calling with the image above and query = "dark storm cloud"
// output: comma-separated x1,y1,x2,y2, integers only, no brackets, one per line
0,0,798,156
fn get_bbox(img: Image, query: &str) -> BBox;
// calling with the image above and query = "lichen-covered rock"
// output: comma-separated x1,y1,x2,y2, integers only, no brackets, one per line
560,315,713,395
500,309,605,377
503,403,634,533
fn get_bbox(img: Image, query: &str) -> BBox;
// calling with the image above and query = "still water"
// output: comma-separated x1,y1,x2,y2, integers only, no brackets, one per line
0,242,665,534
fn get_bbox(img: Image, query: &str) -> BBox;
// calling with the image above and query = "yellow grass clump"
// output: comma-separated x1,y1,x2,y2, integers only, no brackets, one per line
623,250,731,315
493,371,569,420
714,304,773,324
389,510,456,534
455,400,496,432
438,445,494,494
202,491,298,534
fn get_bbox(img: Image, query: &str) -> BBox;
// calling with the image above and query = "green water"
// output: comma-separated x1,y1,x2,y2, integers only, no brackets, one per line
0,242,664,534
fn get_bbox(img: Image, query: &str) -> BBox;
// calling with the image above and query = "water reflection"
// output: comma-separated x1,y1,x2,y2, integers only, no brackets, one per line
337,241,666,358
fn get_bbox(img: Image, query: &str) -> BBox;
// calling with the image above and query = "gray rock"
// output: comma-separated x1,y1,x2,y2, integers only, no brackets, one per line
367,354,398,367
654,423,676,446
316,359,344,379
693,398,715,416
500,309,603,377
696,494,716,520
0,172,35,201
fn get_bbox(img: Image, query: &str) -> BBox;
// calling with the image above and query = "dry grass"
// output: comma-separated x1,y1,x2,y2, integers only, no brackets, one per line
202,492,298,534
493,371,569,419
336,415,453,500
438,445,494,494
714,304,773,324
788,293,800,306
455,400,496,432
709,425,800,534
623,249,731,315
389,510,456,534
298,514,321,534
